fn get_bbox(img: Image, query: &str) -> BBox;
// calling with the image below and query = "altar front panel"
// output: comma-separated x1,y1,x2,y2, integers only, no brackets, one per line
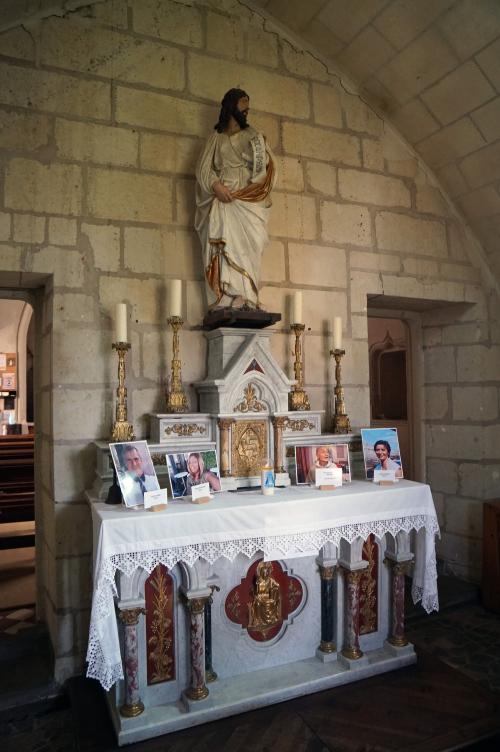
87,481,439,745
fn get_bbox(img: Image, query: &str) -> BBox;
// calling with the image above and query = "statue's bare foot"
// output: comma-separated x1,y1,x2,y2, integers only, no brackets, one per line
231,296,245,308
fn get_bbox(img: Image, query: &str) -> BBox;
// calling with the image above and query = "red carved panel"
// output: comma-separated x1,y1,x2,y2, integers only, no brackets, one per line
225,559,303,642
359,534,378,634
145,564,175,685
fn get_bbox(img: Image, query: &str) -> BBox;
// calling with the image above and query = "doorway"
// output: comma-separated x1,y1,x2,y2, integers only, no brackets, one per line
0,298,44,693
368,316,414,480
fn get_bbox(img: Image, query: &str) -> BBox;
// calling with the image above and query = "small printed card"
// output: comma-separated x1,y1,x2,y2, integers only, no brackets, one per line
144,488,169,509
374,468,397,484
315,466,343,487
191,482,211,502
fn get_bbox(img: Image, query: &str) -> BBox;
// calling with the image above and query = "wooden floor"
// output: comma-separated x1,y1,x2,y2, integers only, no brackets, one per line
1,576,500,752
61,651,500,752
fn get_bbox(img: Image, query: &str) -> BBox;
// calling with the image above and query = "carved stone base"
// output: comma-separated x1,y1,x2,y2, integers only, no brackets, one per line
339,652,370,670
203,308,281,330
316,646,338,663
341,646,363,660
319,640,336,653
184,685,209,701
120,700,144,718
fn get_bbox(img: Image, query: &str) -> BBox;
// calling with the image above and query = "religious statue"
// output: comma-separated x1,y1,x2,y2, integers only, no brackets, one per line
248,561,281,630
195,88,277,311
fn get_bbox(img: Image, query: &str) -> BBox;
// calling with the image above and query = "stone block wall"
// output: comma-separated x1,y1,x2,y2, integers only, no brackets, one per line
0,0,498,678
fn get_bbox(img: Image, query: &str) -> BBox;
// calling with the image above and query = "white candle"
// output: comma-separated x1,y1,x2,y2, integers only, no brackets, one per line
169,279,182,317
333,316,342,350
292,291,303,324
114,302,128,343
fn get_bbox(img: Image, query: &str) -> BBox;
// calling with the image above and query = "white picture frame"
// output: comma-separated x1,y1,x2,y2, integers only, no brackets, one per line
109,440,160,508
166,450,222,499
361,427,404,481
294,443,351,485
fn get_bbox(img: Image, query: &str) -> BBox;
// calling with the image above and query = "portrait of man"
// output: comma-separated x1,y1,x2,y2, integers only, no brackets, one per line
361,428,404,480
195,87,277,311
110,440,160,508
295,444,351,485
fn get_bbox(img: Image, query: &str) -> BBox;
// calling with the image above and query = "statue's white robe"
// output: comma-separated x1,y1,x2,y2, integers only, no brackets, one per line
195,126,276,308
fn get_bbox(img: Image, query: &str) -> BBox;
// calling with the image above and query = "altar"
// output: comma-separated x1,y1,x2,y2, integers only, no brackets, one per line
87,480,439,746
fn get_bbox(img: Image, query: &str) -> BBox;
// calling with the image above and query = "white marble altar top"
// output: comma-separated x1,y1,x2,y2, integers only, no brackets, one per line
87,480,439,690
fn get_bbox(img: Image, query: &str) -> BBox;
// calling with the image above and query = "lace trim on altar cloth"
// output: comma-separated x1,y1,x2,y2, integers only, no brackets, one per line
86,513,440,690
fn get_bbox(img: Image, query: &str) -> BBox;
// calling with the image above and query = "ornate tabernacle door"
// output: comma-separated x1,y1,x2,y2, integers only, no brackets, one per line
231,418,268,480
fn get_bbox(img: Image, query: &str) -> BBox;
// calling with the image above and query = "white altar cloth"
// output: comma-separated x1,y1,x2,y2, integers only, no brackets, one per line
86,480,439,690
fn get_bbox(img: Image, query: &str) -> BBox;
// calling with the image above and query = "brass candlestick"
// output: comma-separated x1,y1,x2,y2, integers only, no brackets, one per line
111,342,135,442
166,316,188,413
330,348,351,434
289,323,311,411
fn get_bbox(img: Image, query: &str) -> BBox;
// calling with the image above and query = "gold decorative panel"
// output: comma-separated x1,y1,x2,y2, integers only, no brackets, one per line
359,534,378,635
234,383,266,413
231,420,268,477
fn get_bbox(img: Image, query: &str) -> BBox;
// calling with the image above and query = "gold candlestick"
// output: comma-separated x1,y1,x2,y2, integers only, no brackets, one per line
289,323,311,411
330,348,351,434
166,316,188,413
111,342,135,442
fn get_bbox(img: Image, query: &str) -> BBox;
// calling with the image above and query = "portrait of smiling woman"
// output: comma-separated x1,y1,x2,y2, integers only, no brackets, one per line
166,450,222,498
361,428,404,480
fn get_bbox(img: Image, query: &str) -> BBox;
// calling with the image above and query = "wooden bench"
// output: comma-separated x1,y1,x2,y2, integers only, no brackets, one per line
0,434,35,547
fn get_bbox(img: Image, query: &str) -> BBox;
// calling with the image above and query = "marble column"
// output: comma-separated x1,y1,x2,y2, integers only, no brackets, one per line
184,597,209,700
387,560,410,647
118,607,146,717
318,564,336,653
341,569,364,660
271,416,287,473
218,418,234,478
204,585,220,682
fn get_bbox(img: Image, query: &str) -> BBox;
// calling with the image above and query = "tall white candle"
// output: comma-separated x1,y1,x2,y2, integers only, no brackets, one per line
114,302,128,343
292,291,303,324
333,316,342,350
169,279,182,317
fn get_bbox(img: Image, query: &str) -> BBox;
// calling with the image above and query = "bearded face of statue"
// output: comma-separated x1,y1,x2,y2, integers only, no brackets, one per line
233,96,250,129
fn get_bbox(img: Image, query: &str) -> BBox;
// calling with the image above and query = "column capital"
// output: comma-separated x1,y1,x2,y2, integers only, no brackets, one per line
118,607,146,626
384,558,412,576
343,568,365,585
318,564,337,580
183,595,210,614
218,417,235,430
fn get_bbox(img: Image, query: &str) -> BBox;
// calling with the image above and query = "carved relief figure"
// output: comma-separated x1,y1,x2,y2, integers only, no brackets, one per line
195,88,277,310
248,561,281,630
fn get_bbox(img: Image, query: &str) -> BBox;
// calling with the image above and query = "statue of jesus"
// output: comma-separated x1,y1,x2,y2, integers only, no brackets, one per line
195,88,276,311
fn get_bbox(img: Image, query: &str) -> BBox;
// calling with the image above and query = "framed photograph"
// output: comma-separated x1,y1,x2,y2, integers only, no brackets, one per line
361,427,403,480
295,444,351,485
110,440,160,508
166,450,222,499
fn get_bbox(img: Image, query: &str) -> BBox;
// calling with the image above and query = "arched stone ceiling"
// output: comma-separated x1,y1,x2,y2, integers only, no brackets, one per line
2,0,500,282
253,0,500,281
